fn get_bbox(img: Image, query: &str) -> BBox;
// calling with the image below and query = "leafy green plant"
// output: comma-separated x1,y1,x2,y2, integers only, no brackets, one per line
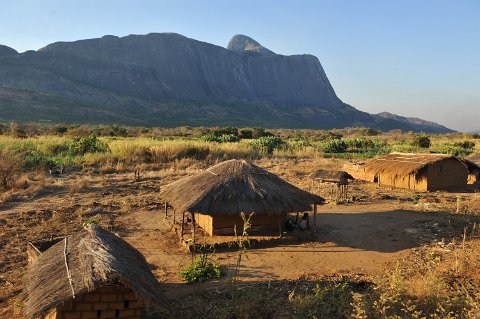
179,254,222,284
323,139,348,153
69,134,110,155
251,136,284,155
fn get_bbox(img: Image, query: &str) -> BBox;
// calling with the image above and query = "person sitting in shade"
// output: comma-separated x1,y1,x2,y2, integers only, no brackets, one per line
299,213,309,230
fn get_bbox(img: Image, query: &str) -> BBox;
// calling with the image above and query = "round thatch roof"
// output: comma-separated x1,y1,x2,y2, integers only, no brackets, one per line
160,159,324,216
25,224,166,319
309,169,354,182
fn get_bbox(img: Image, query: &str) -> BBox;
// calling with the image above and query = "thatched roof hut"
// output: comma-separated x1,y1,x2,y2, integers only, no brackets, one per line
25,224,166,319
309,170,354,185
161,159,324,235
347,153,479,192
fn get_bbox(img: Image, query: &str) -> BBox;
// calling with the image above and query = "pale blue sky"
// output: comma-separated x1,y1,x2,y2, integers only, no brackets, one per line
1,0,479,131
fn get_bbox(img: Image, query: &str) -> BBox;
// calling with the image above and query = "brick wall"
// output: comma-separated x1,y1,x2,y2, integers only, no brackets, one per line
53,285,142,319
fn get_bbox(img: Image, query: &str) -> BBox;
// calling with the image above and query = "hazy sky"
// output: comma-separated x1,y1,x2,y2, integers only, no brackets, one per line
1,0,479,131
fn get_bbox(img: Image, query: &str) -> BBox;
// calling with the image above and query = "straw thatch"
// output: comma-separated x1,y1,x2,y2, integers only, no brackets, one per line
364,153,468,177
25,224,166,319
160,159,324,216
309,170,354,184
461,157,480,173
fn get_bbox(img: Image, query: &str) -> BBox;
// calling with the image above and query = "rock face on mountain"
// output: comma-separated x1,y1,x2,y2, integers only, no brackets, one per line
0,33,452,132
227,34,275,55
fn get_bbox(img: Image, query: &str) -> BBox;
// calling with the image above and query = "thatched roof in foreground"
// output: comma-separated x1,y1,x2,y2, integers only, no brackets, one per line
25,225,166,319
309,170,354,182
364,153,475,177
160,159,324,216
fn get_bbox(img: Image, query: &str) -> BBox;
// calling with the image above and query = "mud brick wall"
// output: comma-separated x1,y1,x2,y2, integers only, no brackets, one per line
52,285,142,319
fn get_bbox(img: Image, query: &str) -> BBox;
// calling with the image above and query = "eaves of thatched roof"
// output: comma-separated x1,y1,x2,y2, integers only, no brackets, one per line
364,152,472,177
25,225,166,319
160,159,324,216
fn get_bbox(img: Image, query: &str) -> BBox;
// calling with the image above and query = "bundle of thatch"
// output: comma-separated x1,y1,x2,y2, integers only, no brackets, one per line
309,169,354,184
160,159,324,216
25,224,166,319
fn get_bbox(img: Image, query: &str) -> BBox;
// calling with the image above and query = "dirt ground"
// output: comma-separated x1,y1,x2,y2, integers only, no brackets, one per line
1,158,478,317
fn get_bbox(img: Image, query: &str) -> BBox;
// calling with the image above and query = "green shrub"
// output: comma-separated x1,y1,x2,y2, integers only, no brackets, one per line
323,139,348,153
453,141,475,150
239,129,253,139
411,135,431,148
201,134,240,143
251,136,284,155
69,134,110,155
179,255,222,284
212,127,238,137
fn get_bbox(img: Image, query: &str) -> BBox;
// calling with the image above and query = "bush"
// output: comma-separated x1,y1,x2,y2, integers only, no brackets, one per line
212,127,238,137
473,133,480,139
293,282,353,319
0,149,23,189
201,134,240,143
239,129,253,139
251,136,284,155
323,139,348,153
179,255,222,284
411,135,431,148
453,141,475,150
69,134,110,155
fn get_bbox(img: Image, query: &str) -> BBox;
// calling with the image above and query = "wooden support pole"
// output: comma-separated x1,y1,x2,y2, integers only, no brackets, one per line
181,212,185,238
191,213,196,246
164,202,168,218
278,221,282,238
173,209,176,224
295,212,299,224
313,204,317,233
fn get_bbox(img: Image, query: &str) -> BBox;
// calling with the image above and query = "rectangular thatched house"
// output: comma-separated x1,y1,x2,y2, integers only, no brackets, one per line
344,153,480,192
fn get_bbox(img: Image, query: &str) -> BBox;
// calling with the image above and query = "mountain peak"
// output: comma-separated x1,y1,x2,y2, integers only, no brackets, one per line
227,34,275,55
0,45,18,57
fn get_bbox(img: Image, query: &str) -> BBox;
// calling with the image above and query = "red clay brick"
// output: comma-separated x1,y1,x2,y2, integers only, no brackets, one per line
124,293,137,300
83,293,100,302
80,311,98,319
109,302,124,309
63,312,82,319
100,310,116,317
74,303,92,311
127,301,141,309
92,302,110,310
100,294,117,302
60,300,74,311
118,309,135,317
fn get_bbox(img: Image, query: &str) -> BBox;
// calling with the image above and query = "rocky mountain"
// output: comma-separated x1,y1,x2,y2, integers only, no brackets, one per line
0,33,452,132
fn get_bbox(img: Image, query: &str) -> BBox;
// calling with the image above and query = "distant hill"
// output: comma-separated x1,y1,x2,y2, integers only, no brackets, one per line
0,33,453,132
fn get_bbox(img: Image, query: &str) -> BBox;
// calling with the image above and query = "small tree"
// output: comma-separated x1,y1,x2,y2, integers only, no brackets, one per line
411,135,431,148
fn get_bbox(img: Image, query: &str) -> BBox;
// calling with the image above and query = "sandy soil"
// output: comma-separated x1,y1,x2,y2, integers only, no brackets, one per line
0,158,477,317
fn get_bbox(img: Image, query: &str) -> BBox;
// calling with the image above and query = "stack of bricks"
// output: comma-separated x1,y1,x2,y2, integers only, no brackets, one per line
44,285,142,319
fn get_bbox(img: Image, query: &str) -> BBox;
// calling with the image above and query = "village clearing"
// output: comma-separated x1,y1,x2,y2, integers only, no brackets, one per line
1,158,479,318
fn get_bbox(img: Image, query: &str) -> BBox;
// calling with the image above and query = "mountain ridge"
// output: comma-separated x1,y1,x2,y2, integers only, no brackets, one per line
0,33,452,132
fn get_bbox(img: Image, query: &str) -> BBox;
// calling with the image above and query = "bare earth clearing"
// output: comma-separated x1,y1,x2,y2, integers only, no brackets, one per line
1,158,478,318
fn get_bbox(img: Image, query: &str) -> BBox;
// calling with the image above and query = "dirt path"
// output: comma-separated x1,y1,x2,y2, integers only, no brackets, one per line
120,203,453,298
